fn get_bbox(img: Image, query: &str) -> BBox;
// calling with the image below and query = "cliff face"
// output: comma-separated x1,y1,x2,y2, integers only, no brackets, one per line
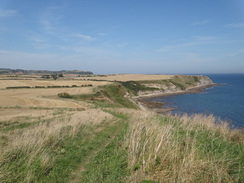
136,75,214,97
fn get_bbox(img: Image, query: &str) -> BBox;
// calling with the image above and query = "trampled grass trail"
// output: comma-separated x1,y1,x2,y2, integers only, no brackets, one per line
69,110,129,183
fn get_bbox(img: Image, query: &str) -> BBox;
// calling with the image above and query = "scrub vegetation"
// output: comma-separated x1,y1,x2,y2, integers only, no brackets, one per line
0,75,243,183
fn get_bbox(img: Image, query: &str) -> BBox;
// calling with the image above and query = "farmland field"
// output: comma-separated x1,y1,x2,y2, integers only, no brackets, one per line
78,74,174,81
0,74,171,108
0,78,108,108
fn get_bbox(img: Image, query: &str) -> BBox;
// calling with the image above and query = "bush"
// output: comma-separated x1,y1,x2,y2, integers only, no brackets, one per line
35,86,45,88
6,86,31,89
48,86,63,88
58,92,73,98
120,81,158,95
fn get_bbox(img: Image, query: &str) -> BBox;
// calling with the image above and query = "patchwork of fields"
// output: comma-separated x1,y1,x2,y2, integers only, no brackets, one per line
0,79,109,108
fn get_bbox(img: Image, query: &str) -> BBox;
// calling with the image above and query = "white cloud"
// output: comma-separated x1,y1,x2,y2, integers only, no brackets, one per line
73,33,95,41
98,33,107,36
0,50,11,54
0,9,17,17
192,20,209,25
225,49,244,57
194,36,217,41
225,22,244,28
39,6,63,33
116,42,127,48
157,42,197,52
30,36,45,43
157,36,217,52
40,18,54,32
0,50,59,69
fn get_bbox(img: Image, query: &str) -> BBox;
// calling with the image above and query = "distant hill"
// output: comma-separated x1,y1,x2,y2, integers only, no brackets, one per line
0,68,93,75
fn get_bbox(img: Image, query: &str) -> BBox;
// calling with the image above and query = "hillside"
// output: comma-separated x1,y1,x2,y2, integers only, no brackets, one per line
0,74,243,183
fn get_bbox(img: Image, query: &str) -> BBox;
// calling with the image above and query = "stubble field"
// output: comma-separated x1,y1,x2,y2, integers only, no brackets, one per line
78,74,174,81
0,79,108,109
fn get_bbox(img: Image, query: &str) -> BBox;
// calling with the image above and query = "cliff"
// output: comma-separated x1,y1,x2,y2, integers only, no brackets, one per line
131,75,214,98
118,75,215,112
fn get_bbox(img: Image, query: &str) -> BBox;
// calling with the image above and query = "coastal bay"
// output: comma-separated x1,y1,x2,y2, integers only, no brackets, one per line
138,74,244,128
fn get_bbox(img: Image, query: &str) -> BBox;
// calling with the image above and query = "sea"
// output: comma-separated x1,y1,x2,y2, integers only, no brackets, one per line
149,74,244,128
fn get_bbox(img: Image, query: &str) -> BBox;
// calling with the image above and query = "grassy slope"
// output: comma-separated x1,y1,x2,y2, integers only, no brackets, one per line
119,75,212,95
1,80,243,183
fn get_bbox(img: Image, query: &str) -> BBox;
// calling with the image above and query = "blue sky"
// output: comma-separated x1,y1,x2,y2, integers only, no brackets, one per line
0,0,244,74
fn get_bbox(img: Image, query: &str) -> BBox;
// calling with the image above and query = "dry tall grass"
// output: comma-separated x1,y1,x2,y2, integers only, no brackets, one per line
0,109,114,182
121,109,243,183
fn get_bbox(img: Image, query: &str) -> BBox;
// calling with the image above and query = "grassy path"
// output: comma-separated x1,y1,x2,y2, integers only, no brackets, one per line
69,112,128,183
0,109,129,183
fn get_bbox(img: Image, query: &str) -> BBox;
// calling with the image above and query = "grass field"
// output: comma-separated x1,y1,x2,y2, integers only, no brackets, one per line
0,75,243,183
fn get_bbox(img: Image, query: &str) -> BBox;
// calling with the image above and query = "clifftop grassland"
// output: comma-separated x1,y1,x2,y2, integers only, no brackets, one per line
0,74,243,183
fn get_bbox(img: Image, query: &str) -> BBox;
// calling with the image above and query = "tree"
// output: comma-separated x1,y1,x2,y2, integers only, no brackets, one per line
42,75,50,79
52,74,58,80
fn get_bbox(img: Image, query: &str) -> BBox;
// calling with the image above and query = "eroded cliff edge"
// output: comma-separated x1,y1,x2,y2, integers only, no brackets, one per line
121,75,214,97
120,75,216,111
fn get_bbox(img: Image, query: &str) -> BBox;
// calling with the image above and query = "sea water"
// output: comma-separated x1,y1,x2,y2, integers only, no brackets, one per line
151,74,244,128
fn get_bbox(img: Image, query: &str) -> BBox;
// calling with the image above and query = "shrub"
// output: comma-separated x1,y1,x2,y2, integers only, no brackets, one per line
6,86,31,89
48,86,63,88
120,81,158,95
35,86,45,88
58,92,73,98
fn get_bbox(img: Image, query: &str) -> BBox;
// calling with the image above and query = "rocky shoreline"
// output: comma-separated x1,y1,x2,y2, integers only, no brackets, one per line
132,83,218,113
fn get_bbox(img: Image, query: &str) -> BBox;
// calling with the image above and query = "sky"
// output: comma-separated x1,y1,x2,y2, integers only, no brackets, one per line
0,0,244,74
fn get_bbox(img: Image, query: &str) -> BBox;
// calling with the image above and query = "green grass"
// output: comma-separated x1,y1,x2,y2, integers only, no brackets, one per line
78,121,128,183
104,110,130,120
120,81,159,95
0,121,32,132
168,75,202,90
124,112,244,182
61,83,138,109
0,114,127,183
73,92,101,100
101,84,138,109
169,116,243,182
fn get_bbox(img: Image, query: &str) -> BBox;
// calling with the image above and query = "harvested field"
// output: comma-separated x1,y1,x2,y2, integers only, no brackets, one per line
0,75,171,108
0,87,93,108
0,79,108,89
78,74,174,81
0,78,109,109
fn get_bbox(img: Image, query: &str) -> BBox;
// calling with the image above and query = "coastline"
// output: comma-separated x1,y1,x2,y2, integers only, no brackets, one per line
132,83,218,113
